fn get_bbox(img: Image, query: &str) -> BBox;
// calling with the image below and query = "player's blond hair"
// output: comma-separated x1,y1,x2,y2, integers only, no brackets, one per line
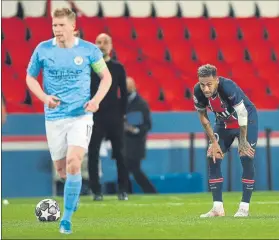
52,8,80,36
52,8,76,22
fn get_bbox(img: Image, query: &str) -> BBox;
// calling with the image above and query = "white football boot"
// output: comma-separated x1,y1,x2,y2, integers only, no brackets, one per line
200,202,225,218
234,202,249,217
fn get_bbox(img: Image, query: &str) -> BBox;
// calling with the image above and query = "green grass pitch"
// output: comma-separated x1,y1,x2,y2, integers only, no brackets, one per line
2,191,279,239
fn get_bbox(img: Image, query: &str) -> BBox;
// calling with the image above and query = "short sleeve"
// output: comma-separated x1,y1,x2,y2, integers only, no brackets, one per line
222,79,243,107
27,45,42,77
193,84,208,110
89,45,107,74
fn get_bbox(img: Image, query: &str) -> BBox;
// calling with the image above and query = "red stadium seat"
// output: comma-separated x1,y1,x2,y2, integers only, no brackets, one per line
2,17,27,42
113,41,140,64
2,65,27,103
139,40,169,63
182,18,213,41
166,40,194,71
104,17,133,41
236,18,265,42
157,17,186,44
149,100,170,111
5,102,35,113
219,40,247,64
25,17,53,48
246,40,275,65
261,17,279,46
130,18,161,42
78,17,105,42
5,41,33,73
192,40,222,64
210,18,239,41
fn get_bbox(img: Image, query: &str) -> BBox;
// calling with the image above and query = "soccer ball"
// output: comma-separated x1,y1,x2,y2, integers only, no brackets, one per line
35,199,60,222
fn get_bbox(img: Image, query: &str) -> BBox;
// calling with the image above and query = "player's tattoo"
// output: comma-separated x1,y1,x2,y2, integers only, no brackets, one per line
238,125,255,158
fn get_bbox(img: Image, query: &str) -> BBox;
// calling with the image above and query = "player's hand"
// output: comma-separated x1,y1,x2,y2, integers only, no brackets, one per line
238,140,255,158
84,98,99,113
209,142,224,163
44,95,60,109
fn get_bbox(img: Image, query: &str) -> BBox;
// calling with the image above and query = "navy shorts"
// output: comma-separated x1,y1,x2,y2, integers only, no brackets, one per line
213,109,258,153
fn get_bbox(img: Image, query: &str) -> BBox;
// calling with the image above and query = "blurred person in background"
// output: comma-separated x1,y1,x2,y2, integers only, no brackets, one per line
193,64,258,218
124,77,156,194
88,33,130,201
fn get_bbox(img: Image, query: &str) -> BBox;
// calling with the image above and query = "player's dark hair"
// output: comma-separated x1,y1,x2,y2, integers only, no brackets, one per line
198,64,217,78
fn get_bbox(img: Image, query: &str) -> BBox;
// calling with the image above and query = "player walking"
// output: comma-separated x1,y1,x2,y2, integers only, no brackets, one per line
26,8,112,234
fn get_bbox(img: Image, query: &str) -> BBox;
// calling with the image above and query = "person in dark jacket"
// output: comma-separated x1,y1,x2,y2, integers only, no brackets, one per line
88,33,130,201
124,77,156,194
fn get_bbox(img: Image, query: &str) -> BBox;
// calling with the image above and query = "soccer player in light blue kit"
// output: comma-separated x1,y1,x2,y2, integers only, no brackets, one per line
26,8,112,234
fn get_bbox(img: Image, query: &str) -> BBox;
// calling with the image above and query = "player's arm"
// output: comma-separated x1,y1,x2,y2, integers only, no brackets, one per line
233,102,254,157
91,58,112,104
26,46,60,108
197,108,216,144
225,81,255,158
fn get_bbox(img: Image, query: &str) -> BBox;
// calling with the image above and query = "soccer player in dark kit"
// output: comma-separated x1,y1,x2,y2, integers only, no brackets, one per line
193,64,258,218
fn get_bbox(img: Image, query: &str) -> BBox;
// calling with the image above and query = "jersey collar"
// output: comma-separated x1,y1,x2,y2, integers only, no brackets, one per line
52,37,79,46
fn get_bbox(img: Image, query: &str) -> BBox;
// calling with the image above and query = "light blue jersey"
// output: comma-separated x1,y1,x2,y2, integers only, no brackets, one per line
27,37,104,121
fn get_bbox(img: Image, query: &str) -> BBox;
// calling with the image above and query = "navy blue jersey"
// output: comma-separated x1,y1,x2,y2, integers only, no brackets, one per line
193,77,256,129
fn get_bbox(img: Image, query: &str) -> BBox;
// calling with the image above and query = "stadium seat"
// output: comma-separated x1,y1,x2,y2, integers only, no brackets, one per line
72,1,99,17
104,17,133,41
166,40,194,71
182,18,213,41
131,18,161,42
192,40,222,64
2,17,27,42
230,1,256,17
113,41,140,64
261,17,279,46
246,40,275,65
153,1,177,17
149,100,170,111
236,18,265,42
256,1,279,17
219,40,247,64
5,41,33,73
100,1,125,17
126,1,152,17
78,17,105,42
139,40,169,63
210,18,239,41
2,65,27,104
205,1,230,17
179,1,204,17
157,17,186,44
25,17,53,48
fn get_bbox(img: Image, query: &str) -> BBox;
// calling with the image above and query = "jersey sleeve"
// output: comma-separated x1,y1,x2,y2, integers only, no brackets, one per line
193,84,208,111
89,45,107,74
27,45,42,77
222,79,243,107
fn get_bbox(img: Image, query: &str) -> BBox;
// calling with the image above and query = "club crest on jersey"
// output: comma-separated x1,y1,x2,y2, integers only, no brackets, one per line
74,56,83,65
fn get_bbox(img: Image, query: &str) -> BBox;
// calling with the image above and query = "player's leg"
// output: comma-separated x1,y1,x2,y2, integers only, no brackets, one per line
59,115,93,234
45,119,68,179
201,126,236,218
108,119,130,200
87,117,105,200
234,111,258,217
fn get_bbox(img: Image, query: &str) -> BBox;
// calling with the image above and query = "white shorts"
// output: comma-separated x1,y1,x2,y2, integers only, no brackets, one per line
45,114,93,161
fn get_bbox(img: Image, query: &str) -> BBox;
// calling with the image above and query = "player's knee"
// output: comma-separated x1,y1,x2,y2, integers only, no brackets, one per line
56,167,66,179
66,155,82,174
